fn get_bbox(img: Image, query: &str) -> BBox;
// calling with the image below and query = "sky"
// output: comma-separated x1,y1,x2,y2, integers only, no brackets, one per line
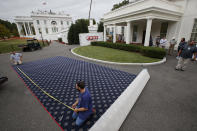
0,0,123,23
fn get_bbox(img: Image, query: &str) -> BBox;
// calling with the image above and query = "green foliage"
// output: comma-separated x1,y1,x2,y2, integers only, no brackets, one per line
67,19,89,45
93,19,96,25
112,0,129,11
140,46,166,59
0,24,10,39
0,19,19,37
97,22,104,32
68,24,75,44
0,39,47,54
91,41,166,59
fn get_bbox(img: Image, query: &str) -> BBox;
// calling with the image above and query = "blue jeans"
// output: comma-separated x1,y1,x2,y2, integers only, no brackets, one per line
72,112,85,126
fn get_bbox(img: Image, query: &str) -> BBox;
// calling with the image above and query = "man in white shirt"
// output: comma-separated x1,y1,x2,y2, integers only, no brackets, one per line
10,52,23,65
168,37,177,55
160,36,168,49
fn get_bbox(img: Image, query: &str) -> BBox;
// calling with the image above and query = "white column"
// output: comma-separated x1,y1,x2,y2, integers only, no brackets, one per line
126,22,131,44
104,25,107,42
28,22,32,35
113,25,116,43
23,22,28,36
16,23,21,37
144,18,153,46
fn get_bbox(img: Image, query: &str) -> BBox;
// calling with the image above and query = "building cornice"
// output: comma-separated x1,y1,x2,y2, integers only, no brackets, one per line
103,7,182,24
104,0,183,16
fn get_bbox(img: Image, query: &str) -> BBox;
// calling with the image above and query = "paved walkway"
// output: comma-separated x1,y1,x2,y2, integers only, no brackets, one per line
0,42,196,131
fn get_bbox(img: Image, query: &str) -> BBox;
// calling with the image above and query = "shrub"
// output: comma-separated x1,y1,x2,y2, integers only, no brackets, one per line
91,41,166,59
58,38,62,42
140,46,166,59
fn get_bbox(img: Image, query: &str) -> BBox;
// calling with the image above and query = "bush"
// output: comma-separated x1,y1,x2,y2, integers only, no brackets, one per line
91,41,166,59
58,38,62,42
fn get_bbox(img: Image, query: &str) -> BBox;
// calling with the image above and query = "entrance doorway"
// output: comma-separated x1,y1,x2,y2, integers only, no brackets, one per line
142,31,146,46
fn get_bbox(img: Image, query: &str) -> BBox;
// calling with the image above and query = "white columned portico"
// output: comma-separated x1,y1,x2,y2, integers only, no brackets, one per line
28,22,32,35
104,25,107,42
113,25,116,43
126,21,131,44
144,18,153,46
23,22,28,36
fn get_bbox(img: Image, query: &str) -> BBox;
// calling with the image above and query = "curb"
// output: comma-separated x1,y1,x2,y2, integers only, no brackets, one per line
71,47,166,66
89,69,150,131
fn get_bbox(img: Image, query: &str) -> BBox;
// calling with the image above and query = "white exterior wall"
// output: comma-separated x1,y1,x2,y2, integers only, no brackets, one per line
32,17,71,41
177,0,197,42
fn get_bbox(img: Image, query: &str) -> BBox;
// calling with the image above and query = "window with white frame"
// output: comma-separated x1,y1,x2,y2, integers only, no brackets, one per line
44,20,47,25
37,20,40,25
132,25,138,42
160,22,168,38
191,19,197,42
106,28,110,35
38,28,41,34
67,21,69,26
45,28,48,34
52,27,58,33
121,26,124,36
61,21,63,25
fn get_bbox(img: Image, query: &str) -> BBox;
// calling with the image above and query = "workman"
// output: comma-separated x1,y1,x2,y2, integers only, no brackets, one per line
72,81,93,126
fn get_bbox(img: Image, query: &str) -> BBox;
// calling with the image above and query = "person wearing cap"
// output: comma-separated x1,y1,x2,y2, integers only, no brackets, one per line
168,37,177,55
10,51,23,65
175,40,197,71
72,81,93,126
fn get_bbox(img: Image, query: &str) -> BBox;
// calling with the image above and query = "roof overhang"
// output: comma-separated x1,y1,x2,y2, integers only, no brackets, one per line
103,0,184,25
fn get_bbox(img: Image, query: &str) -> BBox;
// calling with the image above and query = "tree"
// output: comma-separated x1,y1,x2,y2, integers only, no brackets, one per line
0,24,10,39
97,22,104,32
67,19,89,44
68,24,75,44
0,19,19,37
111,0,129,11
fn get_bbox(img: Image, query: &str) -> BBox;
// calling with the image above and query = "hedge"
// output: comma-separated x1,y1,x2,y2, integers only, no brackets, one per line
91,41,166,59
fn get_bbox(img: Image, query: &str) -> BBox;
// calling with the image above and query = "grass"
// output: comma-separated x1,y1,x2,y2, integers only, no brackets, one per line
73,46,162,63
0,39,48,54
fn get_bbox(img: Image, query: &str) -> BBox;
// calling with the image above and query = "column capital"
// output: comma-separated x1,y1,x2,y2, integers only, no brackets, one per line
146,17,154,20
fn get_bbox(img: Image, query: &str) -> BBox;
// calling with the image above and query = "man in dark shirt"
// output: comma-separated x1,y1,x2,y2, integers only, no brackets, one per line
177,38,187,59
175,40,197,71
72,81,93,126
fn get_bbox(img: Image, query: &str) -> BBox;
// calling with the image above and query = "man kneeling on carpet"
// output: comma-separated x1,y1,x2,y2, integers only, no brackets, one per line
10,51,23,65
72,81,93,126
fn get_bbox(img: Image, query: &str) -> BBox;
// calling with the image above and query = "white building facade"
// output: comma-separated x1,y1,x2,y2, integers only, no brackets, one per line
103,0,197,47
14,11,72,43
